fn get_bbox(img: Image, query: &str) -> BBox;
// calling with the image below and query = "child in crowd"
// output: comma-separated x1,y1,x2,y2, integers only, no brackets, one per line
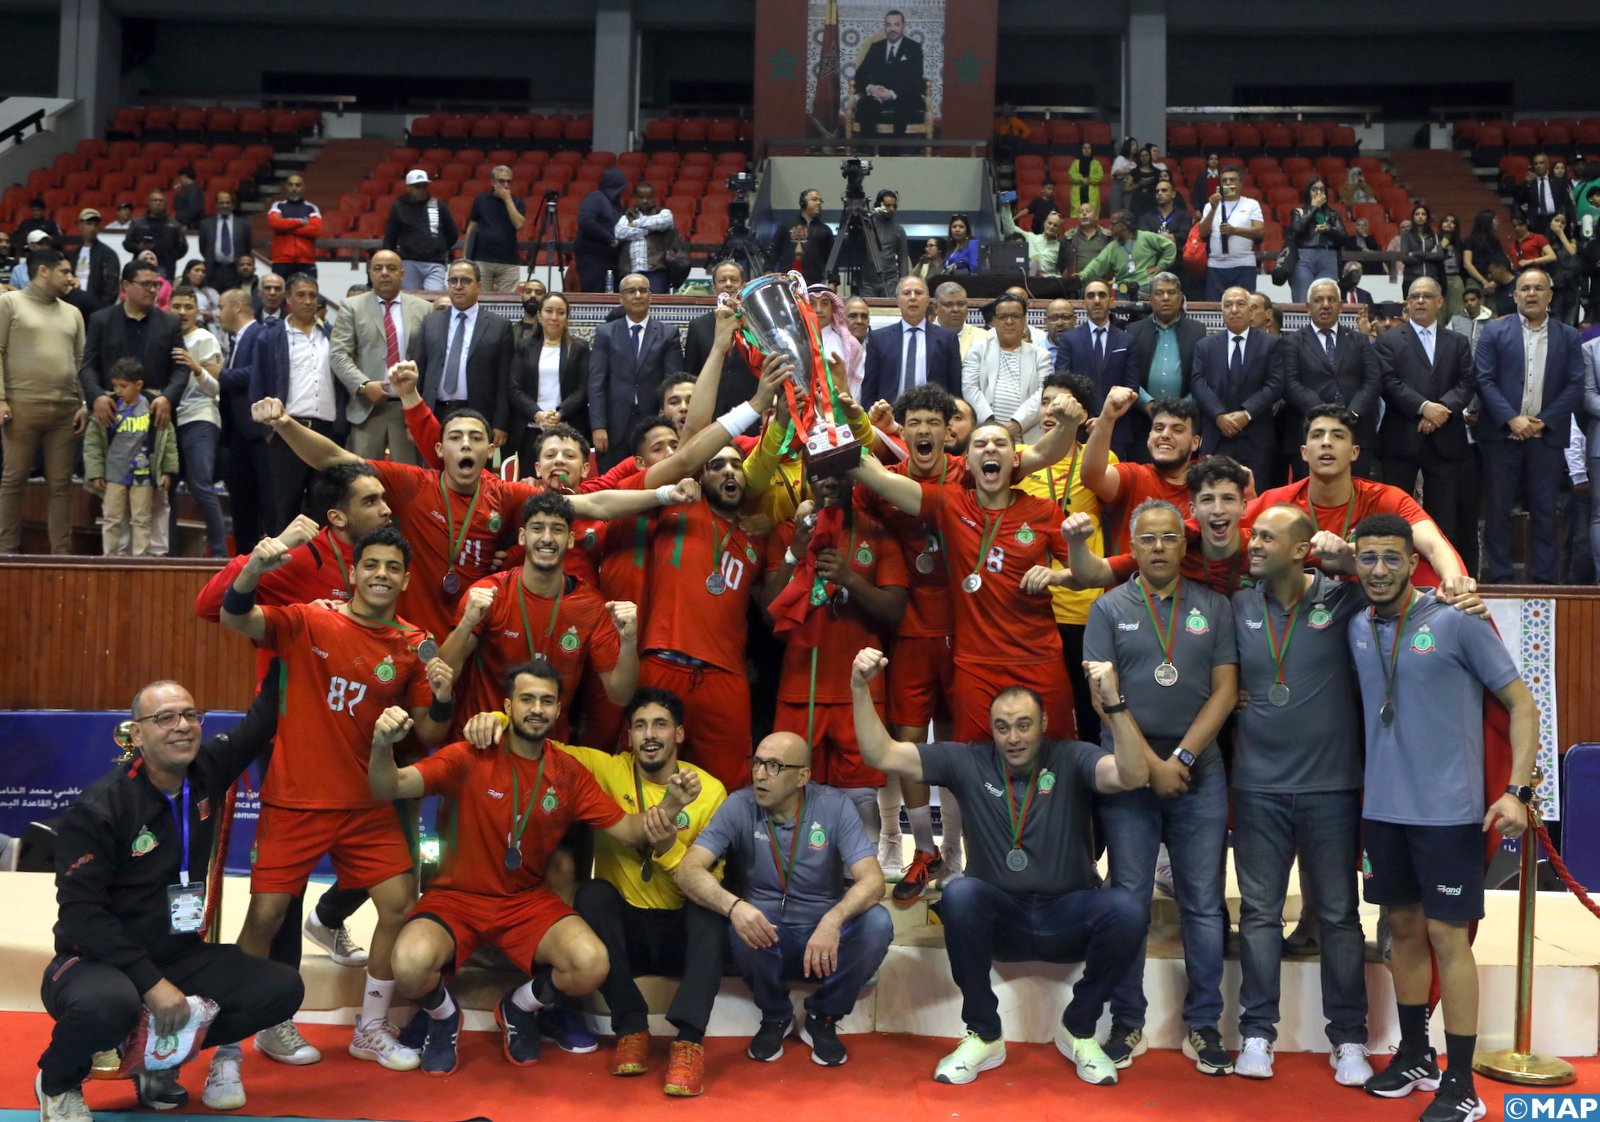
83,357,176,557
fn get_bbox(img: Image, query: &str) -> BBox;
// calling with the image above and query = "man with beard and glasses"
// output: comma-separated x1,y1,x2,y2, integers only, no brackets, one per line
1081,386,1203,550
373,661,701,1076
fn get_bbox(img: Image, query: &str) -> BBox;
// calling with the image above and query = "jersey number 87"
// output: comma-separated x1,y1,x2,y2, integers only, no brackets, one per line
327,676,368,716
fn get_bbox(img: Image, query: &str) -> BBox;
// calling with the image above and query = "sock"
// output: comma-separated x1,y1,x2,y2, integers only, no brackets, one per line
906,804,935,855
938,790,962,856
361,974,395,1028
1397,1003,1429,1056
511,967,559,1012
1443,1032,1476,1090
876,779,902,842
420,984,457,1021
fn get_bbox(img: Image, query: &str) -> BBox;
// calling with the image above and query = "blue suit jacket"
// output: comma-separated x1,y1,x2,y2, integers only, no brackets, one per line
232,317,345,442
1473,314,1584,446
1190,327,1283,453
860,321,963,406
1055,321,1135,409
585,315,685,440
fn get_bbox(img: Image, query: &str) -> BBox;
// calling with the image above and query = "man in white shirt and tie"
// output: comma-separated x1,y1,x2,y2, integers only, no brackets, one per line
409,260,514,446
861,275,962,407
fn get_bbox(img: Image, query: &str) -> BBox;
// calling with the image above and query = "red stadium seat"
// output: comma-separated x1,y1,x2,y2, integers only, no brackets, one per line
408,116,440,142
236,110,269,142
1081,121,1112,148
1047,120,1082,149
143,106,177,138
439,163,472,183
501,118,532,148
1197,124,1229,153
565,117,593,144
550,149,583,167
447,196,472,224
1247,156,1278,178
1168,124,1199,157
1260,222,1284,254
439,117,471,145
108,140,141,160
1350,202,1386,227
456,148,485,167
108,107,144,137
1231,124,1263,155
1475,126,1507,162
1379,187,1412,220
1256,171,1288,190
682,151,714,167
471,118,501,142
1327,125,1358,159
708,119,740,148
1315,156,1347,180
677,119,709,146
462,178,492,197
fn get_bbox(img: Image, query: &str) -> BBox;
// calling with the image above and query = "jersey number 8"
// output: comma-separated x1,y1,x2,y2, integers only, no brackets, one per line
985,545,1006,574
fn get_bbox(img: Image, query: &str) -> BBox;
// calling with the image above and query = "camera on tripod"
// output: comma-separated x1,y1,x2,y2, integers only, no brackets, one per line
542,189,560,204
726,172,759,195
840,158,873,203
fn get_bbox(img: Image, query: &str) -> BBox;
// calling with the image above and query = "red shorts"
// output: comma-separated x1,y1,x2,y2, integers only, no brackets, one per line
410,886,576,975
578,665,625,751
640,655,751,791
251,802,414,894
949,659,1075,744
886,634,954,730
774,699,886,789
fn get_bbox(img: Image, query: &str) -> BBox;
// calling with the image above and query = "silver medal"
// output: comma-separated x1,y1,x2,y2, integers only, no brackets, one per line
417,638,438,662
442,571,461,595
503,845,523,871
915,552,935,575
1379,700,1395,727
1154,662,1179,687
962,573,983,593
705,573,727,596
1005,848,1029,872
1268,682,1291,707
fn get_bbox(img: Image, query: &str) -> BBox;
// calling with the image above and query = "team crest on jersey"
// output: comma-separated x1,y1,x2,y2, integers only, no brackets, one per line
1308,604,1333,629
855,542,873,565
559,626,580,652
1015,523,1036,544
487,512,502,532
1185,608,1210,635
583,527,597,547
375,655,397,683
1411,626,1436,654
808,823,828,849
1236,576,1255,589
131,827,157,857
744,544,759,564
541,791,559,812
1037,769,1056,793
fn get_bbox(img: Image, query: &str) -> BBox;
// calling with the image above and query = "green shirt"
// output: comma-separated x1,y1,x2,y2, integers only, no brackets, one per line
1080,230,1176,286
998,207,1060,273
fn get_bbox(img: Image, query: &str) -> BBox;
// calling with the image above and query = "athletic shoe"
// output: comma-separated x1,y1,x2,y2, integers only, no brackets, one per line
132,1067,187,1110
1419,1077,1487,1122
932,1032,1005,1084
202,1046,246,1110
398,1009,429,1051
1053,1023,1117,1085
1365,1047,1442,1097
253,1019,321,1065
1101,1023,1147,1070
1182,1026,1233,1075
878,837,904,880
798,1013,847,1066
537,1004,598,1053
35,1072,92,1122
612,1031,650,1076
418,1007,461,1077
1154,857,1175,897
303,912,368,967
1234,1036,1274,1079
1331,1042,1374,1086
939,839,965,881
747,1017,792,1062
496,994,542,1066
891,850,945,907
349,1017,421,1071
663,1040,705,1097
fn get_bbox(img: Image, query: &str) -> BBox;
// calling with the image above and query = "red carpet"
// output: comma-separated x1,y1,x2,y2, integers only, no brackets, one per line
3,1015,1596,1121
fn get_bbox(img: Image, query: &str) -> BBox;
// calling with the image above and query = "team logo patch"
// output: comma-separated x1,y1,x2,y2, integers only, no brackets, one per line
808,824,828,849
855,543,873,565
674,810,691,829
1236,576,1255,589
1015,523,1036,544
541,791,559,812
559,626,580,652
744,545,759,564
1185,608,1210,635
487,512,503,532
1411,626,1436,654
131,827,157,857
583,527,597,547
375,655,397,683
1308,604,1333,629
1037,769,1056,793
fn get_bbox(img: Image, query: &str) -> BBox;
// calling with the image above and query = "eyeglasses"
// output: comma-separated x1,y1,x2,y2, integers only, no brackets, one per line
1134,533,1183,548
619,286,651,295
136,709,204,730
1355,551,1409,571
493,178,513,185
992,313,1024,322
750,756,806,777
446,276,476,288
132,280,161,291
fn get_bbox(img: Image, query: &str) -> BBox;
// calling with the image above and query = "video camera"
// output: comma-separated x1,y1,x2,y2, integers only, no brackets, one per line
840,157,873,204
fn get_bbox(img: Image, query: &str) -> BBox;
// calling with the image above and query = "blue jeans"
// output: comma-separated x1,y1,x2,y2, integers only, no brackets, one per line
940,875,1144,1040
174,420,227,554
1099,762,1229,1029
727,905,893,1021
1205,264,1257,300
403,260,446,291
1232,788,1367,1046
1289,247,1340,303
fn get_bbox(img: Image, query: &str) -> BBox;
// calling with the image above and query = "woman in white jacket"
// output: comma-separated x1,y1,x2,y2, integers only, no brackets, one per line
962,292,1047,443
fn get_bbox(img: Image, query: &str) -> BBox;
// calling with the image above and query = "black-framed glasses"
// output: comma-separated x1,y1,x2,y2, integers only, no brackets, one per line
619,286,651,296
446,276,476,288
136,709,204,731
750,756,805,777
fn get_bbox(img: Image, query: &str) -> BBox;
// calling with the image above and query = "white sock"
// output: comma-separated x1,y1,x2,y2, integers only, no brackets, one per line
361,974,395,1028
876,778,902,842
906,804,936,855
425,988,457,1021
938,789,963,855
510,979,545,1013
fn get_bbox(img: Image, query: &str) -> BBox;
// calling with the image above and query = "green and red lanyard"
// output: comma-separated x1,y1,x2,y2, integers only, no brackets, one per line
803,521,858,746
1369,590,1419,724
996,753,1042,859
1043,444,1082,516
504,741,549,868
916,456,952,577
515,573,567,663
1263,582,1306,692
441,475,482,585
1136,575,1182,669
765,788,807,914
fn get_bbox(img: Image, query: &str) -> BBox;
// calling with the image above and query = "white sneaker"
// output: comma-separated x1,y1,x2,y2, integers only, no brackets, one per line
1331,1042,1374,1087
350,1017,421,1071
878,837,904,879
304,912,368,967
933,1032,1005,1085
939,841,965,881
35,1071,93,1122
1054,1024,1117,1085
253,1019,321,1065
1235,1036,1275,1079
202,1047,246,1110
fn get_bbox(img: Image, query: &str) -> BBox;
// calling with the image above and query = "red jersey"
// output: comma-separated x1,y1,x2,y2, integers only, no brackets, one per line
640,499,767,674
1247,476,1455,587
459,569,621,740
917,483,1071,667
258,603,432,809
856,453,972,639
593,472,653,612
765,513,908,704
1107,462,1193,551
412,740,624,897
1105,526,1257,595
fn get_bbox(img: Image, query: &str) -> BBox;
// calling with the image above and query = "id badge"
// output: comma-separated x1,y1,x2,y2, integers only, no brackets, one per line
167,882,205,935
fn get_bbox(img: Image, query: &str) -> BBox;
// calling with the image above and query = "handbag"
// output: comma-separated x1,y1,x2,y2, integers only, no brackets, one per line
1270,242,1299,286
1182,222,1208,274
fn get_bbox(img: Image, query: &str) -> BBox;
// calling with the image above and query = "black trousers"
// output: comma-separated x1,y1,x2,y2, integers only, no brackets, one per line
268,883,371,970
1057,623,1099,745
221,438,272,554
1385,451,1482,580
38,945,303,1095
1481,437,1565,583
264,418,339,535
573,879,727,1040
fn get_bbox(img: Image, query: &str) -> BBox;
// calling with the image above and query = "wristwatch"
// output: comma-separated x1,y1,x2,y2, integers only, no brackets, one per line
1101,698,1129,715
1174,747,1197,767
1505,783,1534,805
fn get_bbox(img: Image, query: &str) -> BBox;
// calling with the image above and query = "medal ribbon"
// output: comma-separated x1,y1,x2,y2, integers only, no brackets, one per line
1045,444,1083,516
1264,584,1305,687
995,754,1041,852
439,475,482,579
516,574,566,662
967,511,1005,585
633,763,664,869
345,608,431,657
708,510,734,581
764,788,807,900
329,537,352,594
505,742,549,859
923,457,952,574
1136,576,1183,666
1369,590,1418,718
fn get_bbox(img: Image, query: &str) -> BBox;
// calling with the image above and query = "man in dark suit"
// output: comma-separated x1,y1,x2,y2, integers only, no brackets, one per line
852,10,924,135
683,260,757,423
587,271,685,469
1120,272,1206,463
859,275,961,408
215,288,273,551
1190,285,1284,488
1513,153,1575,236
1377,277,1480,575
79,259,187,430
66,208,121,311
1054,279,1135,456
1474,267,1585,583
1275,277,1382,478
409,260,514,444
122,190,187,280
199,190,253,293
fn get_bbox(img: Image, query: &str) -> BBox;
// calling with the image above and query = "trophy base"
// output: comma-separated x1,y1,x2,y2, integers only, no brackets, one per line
1472,1048,1577,1086
802,426,862,479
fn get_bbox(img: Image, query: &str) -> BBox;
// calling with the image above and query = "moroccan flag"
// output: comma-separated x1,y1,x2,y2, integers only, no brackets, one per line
811,0,840,137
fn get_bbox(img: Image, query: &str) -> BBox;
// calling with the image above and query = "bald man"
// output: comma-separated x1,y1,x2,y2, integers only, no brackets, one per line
330,249,433,464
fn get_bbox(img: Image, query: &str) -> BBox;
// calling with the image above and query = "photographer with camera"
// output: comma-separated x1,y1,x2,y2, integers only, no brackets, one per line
767,188,836,284
861,189,911,298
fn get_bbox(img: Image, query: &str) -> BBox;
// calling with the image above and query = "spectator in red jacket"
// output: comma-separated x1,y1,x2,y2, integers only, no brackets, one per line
266,174,323,279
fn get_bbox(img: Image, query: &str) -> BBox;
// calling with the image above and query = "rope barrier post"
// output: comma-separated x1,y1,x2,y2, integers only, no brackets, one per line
1472,771,1576,1087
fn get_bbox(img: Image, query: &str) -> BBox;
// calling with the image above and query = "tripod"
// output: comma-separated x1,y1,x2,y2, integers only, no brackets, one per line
824,199,888,296
526,193,561,290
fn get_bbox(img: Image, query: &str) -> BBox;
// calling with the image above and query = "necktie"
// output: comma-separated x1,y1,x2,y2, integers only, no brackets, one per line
445,311,467,399
1541,177,1554,214
381,300,400,367
904,325,921,395
1321,328,1336,364
1094,326,1106,367
1419,326,1434,364
219,218,232,259
887,43,896,63
631,322,643,359
1230,335,1244,382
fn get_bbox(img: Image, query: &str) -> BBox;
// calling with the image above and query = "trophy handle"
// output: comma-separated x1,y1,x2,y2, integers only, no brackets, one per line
785,270,808,300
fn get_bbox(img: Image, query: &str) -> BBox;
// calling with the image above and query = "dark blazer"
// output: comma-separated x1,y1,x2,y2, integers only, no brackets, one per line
198,214,253,290
218,320,264,443
1055,320,1134,407
860,320,962,407
1513,175,1575,224
409,305,514,432
1190,327,1283,453
242,316,347,439
683,309,756,424
510,334,590,436
1377,321,1478,462
852,36,925,118
1473,314,1584,446
121,215,186,278
68,241,121,310
1275,323,1382,453
79,304,187,407
586,315,685,441
1123,313,1206,400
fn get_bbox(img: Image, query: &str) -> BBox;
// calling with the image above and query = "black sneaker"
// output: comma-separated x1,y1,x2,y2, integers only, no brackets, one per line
1101,1022,1147,1070
1419,1076,1487,1122
1182,1025,1233,1075
496,993,542,1067
747,1017,792,1062
1365,1047,1442,1098
132,1067,189,1110
798,1013,847,1066
420,1006,461,1076
398,1008,430,1050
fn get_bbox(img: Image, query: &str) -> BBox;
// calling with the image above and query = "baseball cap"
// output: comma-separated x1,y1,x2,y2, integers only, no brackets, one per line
26,229,51,245
405,169,429,186
78,207,101,221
